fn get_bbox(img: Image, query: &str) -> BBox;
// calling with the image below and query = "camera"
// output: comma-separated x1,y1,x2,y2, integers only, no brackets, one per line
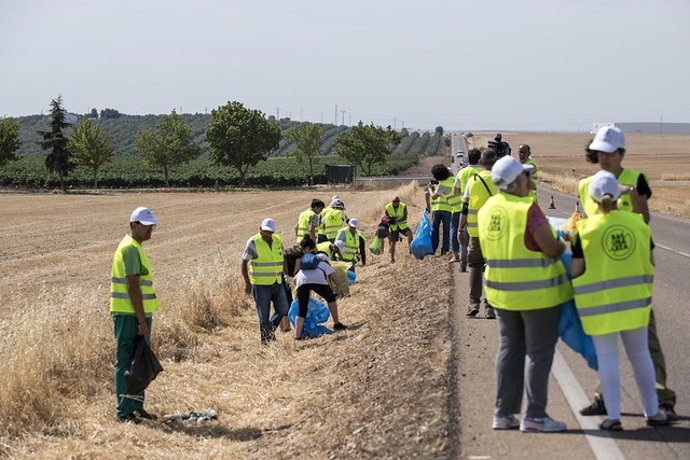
488,133,511,158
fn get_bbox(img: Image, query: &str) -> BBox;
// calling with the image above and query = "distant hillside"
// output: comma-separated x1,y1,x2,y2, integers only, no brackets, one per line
12,112,446,157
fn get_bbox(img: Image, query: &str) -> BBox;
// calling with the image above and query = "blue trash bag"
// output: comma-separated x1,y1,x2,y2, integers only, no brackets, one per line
288,297,333,338
347,270,356,284
557,252,598,370
410,212,434,260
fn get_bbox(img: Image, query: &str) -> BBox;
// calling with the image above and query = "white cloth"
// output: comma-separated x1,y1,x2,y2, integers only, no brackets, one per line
294,261,334,288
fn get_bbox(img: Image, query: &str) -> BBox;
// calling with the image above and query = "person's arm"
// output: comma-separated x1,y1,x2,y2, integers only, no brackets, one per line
293,258,301,276
630,189,650,224
126,275,147,337
241,259,251,295
531,221,566,259
294,222,299,237
359,235,366,266
425,189,431,212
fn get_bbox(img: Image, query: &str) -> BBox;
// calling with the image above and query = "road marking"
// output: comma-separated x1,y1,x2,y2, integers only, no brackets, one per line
551,350,625,460
655,243,690,259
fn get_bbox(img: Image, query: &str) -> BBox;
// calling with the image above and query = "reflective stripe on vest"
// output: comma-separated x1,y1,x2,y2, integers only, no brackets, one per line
249,233,284,285
385,202,409,232
110,234,160,314
572,211,653,335
478,193,572,310
578,169,641,218
467,170,495,237
336,228,358,261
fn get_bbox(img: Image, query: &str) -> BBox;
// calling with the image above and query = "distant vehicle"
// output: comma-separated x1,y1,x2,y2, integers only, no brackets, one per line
450,133,469,174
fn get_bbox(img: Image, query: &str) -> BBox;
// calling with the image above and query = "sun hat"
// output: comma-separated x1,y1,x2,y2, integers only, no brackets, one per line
260,218,276,232
589,170,621,202
130,207,158,225
348,218,358,228
491,156,535,190
589,126,625,153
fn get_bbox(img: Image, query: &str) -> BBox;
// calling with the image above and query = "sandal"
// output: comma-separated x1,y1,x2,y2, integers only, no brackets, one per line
599,419,623,431
646,412,670,427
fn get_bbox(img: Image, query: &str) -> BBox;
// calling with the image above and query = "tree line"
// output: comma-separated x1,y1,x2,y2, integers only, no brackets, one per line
0,96,444,190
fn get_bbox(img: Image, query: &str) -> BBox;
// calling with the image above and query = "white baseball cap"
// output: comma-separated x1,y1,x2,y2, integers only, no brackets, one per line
130,207,158,225
348,218,358,228
589,126,625,153
260,218,276,232
491,156,534,190
334,240,345,251
589,170,621,202
331,195,340,202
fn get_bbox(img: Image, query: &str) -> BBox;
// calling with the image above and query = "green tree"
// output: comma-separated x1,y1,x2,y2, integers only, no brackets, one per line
435,126,444,135
38,95,74,191
334,122,401,176
0,117,21,168
135,109,201,187
206,101,281,185
68,119,115,188
286,122,324,185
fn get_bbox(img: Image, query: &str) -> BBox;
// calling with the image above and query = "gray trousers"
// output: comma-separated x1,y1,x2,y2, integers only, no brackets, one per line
467,236,485,307
494,306,560,418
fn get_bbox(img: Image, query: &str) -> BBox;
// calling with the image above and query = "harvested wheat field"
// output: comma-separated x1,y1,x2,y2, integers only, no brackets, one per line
468,132,690,217
0,184,452,458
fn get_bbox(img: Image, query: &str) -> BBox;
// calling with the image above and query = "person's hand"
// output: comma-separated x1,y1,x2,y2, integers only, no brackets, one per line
137,320,148,337
425,207,430,214
244,283,252,295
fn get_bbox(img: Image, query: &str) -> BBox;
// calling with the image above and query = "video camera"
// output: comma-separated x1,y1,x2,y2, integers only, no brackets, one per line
488,133,511,158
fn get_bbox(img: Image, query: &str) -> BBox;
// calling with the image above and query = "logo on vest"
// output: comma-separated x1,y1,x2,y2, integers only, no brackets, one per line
484,207,508,241
601,225,636,261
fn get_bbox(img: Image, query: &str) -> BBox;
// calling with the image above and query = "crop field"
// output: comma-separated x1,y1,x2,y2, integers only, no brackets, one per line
0,183,451,458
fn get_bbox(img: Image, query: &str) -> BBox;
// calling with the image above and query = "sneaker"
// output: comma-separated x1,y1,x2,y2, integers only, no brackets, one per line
579,397,607,416
116,413,141,424
333,322,348,331
520,416,566,433
135,409,157,421
466,305,480,317
660,404,678,422
493,413,520,430
485,307,496,319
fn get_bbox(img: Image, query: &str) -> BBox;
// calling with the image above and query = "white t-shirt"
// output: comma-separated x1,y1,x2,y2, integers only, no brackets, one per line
294,260,335,288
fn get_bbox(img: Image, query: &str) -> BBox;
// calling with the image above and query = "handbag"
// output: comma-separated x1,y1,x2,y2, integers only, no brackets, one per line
124,335,164,395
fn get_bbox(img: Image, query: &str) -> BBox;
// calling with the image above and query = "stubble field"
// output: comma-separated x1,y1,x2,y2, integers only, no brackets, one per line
0,185,452,458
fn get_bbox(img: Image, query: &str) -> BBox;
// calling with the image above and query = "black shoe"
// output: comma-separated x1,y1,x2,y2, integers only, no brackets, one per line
135,409,157,421
660,404,678,422
116,413,141,424
466,306,480,317
333,322,348,331
460,265,467,273
485,307,496,319
580,398,607,416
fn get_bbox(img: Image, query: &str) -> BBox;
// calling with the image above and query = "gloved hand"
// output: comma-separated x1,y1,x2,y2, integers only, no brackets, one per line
425,207,430,214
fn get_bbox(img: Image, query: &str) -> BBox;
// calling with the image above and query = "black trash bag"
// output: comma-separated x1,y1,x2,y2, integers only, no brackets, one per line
124,335,163,395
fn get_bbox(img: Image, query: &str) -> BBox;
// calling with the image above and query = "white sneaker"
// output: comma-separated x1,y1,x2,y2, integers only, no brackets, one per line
520,416,566,433
493,413,520,430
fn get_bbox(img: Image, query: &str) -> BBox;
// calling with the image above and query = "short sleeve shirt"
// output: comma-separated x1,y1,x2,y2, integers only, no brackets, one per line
123,245,145,276
295,261,335,287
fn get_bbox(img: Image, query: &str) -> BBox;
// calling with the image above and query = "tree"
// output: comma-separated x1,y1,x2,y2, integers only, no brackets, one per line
206,101,281,185
38,95,74,191
0,117,21,168
135,110,200,187
286,122,324,185
68,119,115,188
334,122,401,176
435,126,444,135
100,108,121,120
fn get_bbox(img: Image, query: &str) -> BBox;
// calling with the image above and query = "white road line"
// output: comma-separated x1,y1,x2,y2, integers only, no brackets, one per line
551,350,625,460
655,243,690,259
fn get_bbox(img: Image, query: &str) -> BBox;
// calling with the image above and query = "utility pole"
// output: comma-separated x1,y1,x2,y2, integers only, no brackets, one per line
394,117,397,130
335,103,338,125
348,113,351,126
341,110,346,126
276,107,280,120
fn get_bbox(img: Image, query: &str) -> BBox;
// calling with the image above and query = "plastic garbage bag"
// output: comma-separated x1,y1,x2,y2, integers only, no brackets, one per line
347,270,357,284
124,335,164,395
288,297,333,338
410,212,434,260
369,236,383,255
557,252,598,370
330,261,351,297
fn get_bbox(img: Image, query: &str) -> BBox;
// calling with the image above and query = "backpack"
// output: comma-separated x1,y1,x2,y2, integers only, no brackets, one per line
300,253,321,270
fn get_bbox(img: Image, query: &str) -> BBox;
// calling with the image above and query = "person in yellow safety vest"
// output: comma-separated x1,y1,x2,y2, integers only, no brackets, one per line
384,196,413,263
316,240,340,260
318,198,347,243
295,199,325,244
110,206,160,424
478,156,572,433
241,218,289,345
518,144,539,200
570,171,669,430
459,148,498,318
335,218,360,272
426,164,454,255
576,125,676,421
453,148,483,272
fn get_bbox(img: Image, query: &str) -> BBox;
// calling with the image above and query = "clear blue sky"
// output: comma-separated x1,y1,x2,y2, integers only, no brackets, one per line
1,0,688,131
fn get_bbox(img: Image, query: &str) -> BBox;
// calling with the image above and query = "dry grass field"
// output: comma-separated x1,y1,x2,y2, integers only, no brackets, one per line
0,184,452,458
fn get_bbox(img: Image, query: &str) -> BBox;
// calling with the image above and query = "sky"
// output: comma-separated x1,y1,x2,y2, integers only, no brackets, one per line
1,0,689,131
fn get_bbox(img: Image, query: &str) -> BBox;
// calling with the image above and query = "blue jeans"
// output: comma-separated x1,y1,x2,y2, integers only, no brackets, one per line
431,210,451,254
450,212,461,253
252,282,288,343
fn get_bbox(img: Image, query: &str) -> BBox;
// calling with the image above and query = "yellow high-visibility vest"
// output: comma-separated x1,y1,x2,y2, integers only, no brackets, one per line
478,193,572,310
385,202,409,232
572,211,653,335
249,233,284,286
467,170,496,237
296,208,318,243
336,227,358,261
110,234,160,314
438,177,462,213
320,208,344,240
316,241,333,259
456,165,481,200
578,169,642,218
523,158,539,183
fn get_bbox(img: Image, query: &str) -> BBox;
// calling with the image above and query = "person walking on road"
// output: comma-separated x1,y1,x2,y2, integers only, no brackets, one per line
454,148,482,271
427,164,454,255
241,218,289,345
577,126,676,420
479,156,572,433
110,207,160,424
295,199,325,244
570,171,669,430
384,195,413,263
460,149,498,318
